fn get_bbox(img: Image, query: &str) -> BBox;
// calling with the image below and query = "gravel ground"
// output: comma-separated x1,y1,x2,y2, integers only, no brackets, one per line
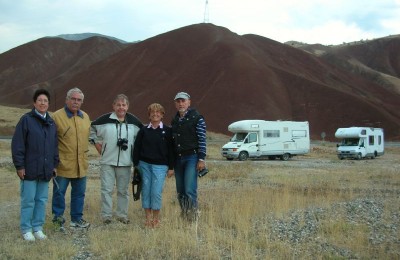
251,197,399,258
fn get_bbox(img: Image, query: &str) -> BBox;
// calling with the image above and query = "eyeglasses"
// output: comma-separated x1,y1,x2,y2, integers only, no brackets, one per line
36,99,49,103
69,97,83,102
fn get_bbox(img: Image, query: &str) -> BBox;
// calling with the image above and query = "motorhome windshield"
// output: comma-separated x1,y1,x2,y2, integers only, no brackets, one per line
340,138,360,146
232,133,247,142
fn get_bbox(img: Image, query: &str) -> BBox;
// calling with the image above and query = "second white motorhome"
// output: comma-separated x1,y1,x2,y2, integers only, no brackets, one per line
221,120,310,161
335,127,384,160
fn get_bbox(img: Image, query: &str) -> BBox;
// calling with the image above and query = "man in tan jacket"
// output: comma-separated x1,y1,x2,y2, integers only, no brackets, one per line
52,87,91,231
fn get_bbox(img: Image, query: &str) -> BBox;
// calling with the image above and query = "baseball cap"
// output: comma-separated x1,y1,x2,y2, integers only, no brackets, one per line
174,92,190,100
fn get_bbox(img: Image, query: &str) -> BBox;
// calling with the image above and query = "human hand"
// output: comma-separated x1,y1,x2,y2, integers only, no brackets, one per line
17,169,25,180
197,160,206,171
167,170,174,178
95,143,102,154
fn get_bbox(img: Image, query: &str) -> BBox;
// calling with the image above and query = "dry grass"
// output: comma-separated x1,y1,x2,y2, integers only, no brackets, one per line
1,106,399,259
0,105,30,136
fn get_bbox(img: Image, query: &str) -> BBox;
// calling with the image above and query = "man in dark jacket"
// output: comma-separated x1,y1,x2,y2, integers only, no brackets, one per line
171,92,206,221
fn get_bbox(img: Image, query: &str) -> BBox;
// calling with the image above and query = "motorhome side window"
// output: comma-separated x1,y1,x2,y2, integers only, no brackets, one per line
248,133,257,143
264,130,280,138
369,135,374,145
292,130,307,137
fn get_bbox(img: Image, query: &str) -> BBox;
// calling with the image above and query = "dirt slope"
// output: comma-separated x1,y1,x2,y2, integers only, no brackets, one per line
0,24,399,140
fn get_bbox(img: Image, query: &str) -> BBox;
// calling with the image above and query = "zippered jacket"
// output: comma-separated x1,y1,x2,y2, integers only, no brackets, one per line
12,109,59,181
171,108,207,160
90,112,142,166
52,106,91,178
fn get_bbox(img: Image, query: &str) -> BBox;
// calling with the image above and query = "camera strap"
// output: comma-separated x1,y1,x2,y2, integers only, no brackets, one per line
115,120,128,143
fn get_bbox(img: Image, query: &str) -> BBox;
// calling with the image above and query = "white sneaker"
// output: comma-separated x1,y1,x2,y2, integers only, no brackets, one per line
23,232,35,241
33,230,47,240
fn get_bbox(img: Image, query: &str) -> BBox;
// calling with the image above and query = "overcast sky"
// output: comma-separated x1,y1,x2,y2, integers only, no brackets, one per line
1,0,399,54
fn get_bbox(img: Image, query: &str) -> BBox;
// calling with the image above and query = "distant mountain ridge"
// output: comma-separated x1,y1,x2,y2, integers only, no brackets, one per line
0,24,399,140
52,33,128,43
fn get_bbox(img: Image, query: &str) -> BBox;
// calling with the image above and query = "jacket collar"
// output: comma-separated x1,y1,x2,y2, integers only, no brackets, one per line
176,108,192,119
64,105,83,118
34,108,47,119
30,108,53,124
147,121,164,129
110,112,125,122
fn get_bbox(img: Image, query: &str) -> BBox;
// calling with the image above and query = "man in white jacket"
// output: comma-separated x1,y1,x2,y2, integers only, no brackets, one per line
90,94,142,224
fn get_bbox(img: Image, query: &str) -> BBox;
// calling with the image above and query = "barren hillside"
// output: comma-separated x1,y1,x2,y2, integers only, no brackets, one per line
0,24,399,140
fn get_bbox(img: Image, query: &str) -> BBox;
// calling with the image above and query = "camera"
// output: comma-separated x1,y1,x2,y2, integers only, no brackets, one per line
132,167,141,201
132,167,141,185
117,138,128,151
198,168,209,178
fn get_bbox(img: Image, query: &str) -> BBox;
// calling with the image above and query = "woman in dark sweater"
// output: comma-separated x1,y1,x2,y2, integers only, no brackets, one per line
133,103,174,227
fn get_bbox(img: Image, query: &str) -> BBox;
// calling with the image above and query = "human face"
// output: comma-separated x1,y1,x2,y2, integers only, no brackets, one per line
34,94,49,115
113,98,129,120
66,92,83,115
175,98,190,115
149,109,163,124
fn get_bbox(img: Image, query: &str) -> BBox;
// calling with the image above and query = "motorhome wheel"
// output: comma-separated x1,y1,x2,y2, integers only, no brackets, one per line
238,151,248,161
281,153,290,161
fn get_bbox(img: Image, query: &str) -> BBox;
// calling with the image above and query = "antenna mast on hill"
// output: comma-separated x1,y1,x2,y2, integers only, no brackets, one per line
203,0,209,23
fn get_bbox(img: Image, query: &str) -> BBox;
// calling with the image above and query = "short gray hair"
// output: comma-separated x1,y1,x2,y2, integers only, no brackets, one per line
66,87,84,101
113,94,129,105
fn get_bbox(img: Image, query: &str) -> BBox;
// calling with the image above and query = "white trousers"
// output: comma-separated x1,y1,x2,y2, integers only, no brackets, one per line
100,165,132,219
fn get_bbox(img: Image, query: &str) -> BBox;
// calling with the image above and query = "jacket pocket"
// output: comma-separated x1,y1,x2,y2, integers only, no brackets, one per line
101,143,107,156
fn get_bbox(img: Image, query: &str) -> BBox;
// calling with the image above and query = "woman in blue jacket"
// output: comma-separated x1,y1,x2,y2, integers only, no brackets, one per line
12,89,59,241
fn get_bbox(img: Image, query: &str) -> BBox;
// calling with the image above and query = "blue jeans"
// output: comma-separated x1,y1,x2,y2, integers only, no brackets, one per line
20,180,49,234
174,154,198,212
139,161,168,210
52,176,87,222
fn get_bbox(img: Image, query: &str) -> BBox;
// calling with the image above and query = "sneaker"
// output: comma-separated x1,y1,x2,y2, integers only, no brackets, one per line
70,219,90,228
52,216,66,232
22,232,35,241
33,230,47,240
103,218,112,224
116,217,130,224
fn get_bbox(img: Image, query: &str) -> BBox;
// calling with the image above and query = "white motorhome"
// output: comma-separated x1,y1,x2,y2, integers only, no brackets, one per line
221,120,310,161
335,127,384,160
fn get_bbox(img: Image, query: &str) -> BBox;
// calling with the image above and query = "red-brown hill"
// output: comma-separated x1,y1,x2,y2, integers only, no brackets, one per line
54,24,400,140
1,23,399,140
324,36,400,78
290,36,400,95
0,36,127,106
